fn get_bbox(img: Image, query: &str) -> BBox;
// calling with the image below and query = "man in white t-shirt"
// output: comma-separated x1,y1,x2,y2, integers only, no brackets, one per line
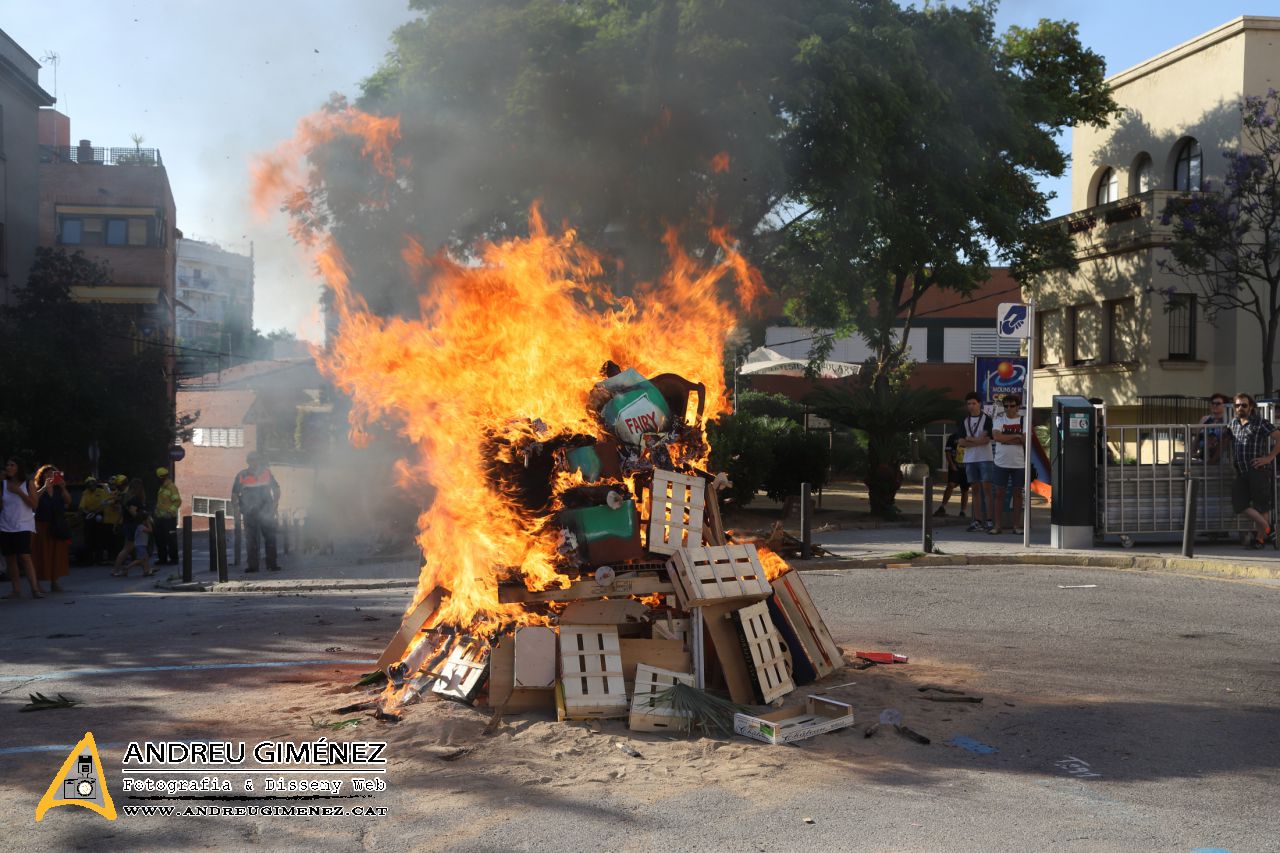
956,391,995,532
990,394,1026,535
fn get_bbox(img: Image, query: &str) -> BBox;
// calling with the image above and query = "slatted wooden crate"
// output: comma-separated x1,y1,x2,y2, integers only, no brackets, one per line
772,570,842,677
558,626,628,719
665,544,772,609
733,601,795,704
646,470,706,555
431,636,491,704
628,664,695,732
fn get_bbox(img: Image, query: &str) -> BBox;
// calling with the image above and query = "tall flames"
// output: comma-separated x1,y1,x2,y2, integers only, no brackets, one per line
256,107,765,639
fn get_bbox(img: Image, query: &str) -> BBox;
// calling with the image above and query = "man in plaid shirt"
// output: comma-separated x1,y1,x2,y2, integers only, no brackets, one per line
1229,394,1279,549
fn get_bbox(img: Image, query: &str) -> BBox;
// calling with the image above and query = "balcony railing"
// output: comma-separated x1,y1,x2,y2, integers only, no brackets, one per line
39,144,164,166
1046,189,1210,257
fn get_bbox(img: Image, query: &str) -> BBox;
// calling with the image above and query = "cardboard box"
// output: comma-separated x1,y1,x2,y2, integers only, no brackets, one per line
733,695,855,745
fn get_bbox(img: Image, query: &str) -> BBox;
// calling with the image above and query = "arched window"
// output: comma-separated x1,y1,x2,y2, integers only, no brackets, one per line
1174,140,1202,191
1131,153,1153,194
1094,167,1118,206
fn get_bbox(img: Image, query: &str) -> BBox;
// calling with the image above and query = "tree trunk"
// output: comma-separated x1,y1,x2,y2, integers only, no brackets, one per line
1265,314,1278,396
863,431,903,517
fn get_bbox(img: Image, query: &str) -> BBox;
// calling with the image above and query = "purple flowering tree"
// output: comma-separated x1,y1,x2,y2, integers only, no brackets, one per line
1161,90,1280,394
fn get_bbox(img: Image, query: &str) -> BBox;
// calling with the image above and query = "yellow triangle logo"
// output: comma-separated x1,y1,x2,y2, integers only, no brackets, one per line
35,731,117,822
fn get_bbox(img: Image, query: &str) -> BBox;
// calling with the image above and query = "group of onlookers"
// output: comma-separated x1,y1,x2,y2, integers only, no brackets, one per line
1,463,182,599
934,391,1279,550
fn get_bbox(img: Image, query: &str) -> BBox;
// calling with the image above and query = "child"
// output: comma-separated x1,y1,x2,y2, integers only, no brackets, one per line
115,512,155,577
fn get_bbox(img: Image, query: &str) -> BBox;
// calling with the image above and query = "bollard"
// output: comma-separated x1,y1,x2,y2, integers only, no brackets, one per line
1181,478,1199,558
922,475,934,554
281,512,290,556
207,518,217,573
233,507,242,567
799,482,812,559
181,515,193,583
214,510,229,583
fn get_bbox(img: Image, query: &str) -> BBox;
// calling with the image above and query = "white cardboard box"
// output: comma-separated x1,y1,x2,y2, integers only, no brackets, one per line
734,695,855,745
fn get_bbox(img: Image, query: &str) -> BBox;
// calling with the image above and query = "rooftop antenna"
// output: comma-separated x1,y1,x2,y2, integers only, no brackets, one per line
38,50,60,103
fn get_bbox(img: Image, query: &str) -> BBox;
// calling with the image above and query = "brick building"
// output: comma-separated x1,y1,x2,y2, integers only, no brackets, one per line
0,29,54,303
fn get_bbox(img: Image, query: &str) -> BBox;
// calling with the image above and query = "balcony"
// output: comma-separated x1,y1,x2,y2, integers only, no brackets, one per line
1045,189,1210,259
40,143,164,167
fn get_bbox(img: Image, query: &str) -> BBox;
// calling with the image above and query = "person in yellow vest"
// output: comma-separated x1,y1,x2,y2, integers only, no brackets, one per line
77,477,109,564
101,475,127,563
153,467,181,565
231,452,281,573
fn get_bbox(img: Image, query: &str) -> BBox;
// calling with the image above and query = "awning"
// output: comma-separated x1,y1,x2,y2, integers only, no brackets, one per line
737,346,860,379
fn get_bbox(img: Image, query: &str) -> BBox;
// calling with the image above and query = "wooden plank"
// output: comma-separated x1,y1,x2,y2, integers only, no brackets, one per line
560,599,649,626
703,480,728,546
486,633,554,713
647,470,707,555
513,626,557,689
375,587,444,671
734,601,795,704
619,638,690,683
652,616,690,646
702,602,755,705
498,574,674,604
773,570,841,676
431,637,490,704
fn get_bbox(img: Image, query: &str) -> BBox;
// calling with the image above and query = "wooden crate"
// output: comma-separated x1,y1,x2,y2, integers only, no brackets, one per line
646,470,706,555
772,570,842,677
666,544,772,609
431,637,490,704
734,695,856,745
559,626,628,719
628,664,695,732
734,601,795,704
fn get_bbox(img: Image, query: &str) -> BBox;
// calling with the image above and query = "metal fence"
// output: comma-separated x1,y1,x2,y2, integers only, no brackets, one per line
1099,411,1277,545
39,144,164,166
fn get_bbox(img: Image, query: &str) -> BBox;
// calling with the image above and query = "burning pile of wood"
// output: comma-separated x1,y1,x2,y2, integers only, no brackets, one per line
369,364,852,741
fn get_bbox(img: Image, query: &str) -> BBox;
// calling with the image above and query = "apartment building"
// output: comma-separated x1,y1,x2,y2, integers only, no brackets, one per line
0,29,54,302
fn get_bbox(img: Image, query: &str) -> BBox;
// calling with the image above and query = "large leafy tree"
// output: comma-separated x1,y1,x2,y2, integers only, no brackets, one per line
0,248,172,477
1160,90,1280,394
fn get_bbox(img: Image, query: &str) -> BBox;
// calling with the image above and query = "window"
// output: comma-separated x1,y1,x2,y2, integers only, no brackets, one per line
106,219,128,246
1174,140,1202,191
192,496,232,518
56,212,156,247
1038,310,1062,366
1107,298,1136,362
1167,294,1196,360
1070,303,1102,365
1132,153,1153,194
192,427,245,448
60,219,83,245
1094,168,1118,205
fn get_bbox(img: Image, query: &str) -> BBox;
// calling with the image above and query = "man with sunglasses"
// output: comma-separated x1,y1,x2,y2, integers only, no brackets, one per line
990,394,1026,535
1196,394,1231,464
1228,394,1278,549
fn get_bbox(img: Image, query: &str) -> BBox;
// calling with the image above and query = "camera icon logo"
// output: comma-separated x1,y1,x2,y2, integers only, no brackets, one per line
36,733,117,822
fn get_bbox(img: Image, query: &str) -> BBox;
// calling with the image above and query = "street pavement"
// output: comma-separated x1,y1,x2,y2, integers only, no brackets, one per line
0,539,1277,851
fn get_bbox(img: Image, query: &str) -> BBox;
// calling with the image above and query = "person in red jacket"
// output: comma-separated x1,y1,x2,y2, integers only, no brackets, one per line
231,452,282,573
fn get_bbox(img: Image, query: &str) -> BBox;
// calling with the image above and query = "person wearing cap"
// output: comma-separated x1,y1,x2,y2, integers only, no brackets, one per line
990,393,1027,536
153,467,181,565
231,452,282,573
77,476,109,564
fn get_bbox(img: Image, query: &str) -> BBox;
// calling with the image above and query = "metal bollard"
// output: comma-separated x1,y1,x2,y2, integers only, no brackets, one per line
207,518,217,573
922,475,934,554
1181,478,1199,558
281,512,290,556
799,482,812,559
214,510,228,582
233,507,242,567
181,515,193,583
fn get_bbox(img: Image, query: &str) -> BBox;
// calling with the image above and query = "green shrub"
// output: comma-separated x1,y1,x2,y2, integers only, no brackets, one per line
707,413,829,507
734,390,803,423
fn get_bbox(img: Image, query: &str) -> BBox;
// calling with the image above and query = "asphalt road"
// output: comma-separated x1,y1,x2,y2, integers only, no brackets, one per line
1,562,1276,852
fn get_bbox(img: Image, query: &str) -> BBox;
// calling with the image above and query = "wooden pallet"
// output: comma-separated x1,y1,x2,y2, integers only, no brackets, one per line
772,570,842,677
646,470,706,555
498,572,674,604
665,544,772,609
734,601,795,704
628,664,695,732
431,636,490,704
559,626,628,719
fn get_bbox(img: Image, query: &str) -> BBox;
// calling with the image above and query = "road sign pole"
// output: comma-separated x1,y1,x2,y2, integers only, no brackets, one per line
1023,300,1036,549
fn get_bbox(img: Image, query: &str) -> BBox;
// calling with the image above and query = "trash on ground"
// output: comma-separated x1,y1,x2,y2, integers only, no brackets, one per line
948,736,998,754
734,695,856,745
20,692,79,712
1057,584,1098,589
855,651,909,664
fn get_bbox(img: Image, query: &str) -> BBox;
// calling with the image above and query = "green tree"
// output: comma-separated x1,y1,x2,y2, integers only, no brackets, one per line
0,248,172,476
1160,90,1280,394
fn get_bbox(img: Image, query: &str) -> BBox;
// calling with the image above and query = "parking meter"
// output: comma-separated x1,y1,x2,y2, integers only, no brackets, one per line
1051,396,1097,548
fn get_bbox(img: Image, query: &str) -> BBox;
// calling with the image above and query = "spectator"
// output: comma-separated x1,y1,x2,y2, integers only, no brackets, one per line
78,476,109,564
990,394,1026,536
32,465,72,593
232,452,282,573
102,474,127,561
1196,393,1232,464
934,430,969,518
111,478,147,573
153,467,181,565
1228,393,1278,550
117,511,155,577
956,391,995,532
1,458,43,598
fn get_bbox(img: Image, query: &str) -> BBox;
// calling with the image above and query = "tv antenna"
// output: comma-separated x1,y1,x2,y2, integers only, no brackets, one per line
39,50,60,104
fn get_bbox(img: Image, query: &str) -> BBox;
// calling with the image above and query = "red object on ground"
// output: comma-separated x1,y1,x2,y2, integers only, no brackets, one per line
856,651,909,664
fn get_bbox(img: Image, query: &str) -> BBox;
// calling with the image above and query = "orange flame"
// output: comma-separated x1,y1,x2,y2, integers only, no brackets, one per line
710,151,731,174
757,545,791,581
256,108,766,636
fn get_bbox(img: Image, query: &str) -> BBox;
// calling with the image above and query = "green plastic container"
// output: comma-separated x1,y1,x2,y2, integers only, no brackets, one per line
599,370,671,446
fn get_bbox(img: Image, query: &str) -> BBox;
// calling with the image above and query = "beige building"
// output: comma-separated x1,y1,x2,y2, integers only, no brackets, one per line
1030,16,1280,423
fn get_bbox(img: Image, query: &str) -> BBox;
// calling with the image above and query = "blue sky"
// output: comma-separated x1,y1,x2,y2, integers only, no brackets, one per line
0,3,1261,338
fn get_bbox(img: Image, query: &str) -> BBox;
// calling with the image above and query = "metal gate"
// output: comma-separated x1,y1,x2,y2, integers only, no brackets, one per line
1098,407,1277,546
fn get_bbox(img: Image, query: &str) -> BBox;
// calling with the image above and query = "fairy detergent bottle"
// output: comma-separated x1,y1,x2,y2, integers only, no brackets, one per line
598,368,671,446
